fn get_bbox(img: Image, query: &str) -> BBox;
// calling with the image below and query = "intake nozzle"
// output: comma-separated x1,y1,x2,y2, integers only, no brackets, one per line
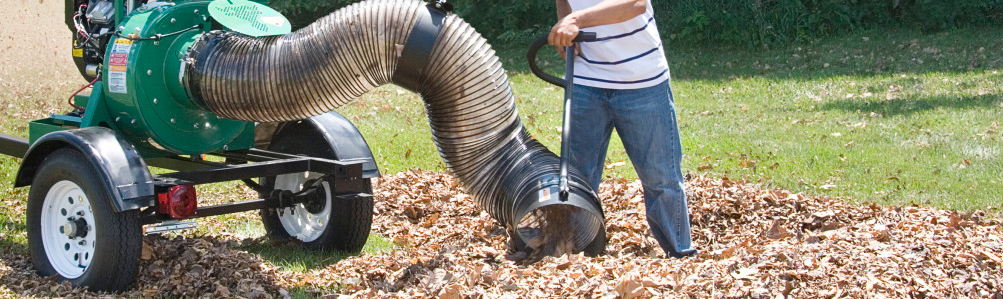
473,133,606,256
511,176,605,256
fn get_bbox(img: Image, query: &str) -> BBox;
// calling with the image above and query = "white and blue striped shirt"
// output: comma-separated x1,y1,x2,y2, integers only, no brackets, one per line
569,0,669,89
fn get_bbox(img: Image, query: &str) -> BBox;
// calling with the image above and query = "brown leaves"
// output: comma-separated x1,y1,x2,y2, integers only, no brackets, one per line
130,236,281,298
0,235,285,298
328,171,1003,298
141,241,155,260
738,154,756,169
1,170,1001,298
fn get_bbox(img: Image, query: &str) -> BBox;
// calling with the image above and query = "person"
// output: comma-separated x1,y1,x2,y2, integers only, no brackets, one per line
548,0,697,258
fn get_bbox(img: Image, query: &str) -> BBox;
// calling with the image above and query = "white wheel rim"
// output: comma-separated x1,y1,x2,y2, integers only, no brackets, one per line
40,180,96,279
275,172,331,242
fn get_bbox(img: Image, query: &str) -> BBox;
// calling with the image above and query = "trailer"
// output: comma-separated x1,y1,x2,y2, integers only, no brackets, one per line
0,0,379,292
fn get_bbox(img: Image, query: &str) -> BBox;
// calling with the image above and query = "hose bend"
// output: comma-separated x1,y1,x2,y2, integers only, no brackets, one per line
184,0,605,254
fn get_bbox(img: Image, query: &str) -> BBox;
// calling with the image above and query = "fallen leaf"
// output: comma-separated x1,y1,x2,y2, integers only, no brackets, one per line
731,267,759,280
141,242,154,260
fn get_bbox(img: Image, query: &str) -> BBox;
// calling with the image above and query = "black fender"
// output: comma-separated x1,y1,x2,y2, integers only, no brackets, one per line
257,111,380,178
15,127,155,212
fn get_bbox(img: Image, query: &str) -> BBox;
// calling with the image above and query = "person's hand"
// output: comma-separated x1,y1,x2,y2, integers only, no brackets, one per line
548,14,580,47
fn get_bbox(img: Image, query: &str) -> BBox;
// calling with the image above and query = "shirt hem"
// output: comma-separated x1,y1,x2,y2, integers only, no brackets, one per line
573,71,671,90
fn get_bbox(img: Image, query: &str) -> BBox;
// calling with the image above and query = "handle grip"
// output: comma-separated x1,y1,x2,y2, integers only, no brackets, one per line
526,32,596,87
575,32,597,42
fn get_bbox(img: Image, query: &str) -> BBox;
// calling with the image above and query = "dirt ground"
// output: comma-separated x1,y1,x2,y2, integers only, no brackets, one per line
0,0,82,133
0,0,79,89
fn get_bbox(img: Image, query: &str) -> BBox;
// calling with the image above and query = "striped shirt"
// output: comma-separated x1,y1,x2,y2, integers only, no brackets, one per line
569,0,669,89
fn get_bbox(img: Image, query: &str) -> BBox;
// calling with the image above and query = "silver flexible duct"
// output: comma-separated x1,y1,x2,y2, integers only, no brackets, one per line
183,0,605,255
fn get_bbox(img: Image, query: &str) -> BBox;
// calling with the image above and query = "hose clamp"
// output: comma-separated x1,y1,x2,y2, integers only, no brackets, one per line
390,2,449,91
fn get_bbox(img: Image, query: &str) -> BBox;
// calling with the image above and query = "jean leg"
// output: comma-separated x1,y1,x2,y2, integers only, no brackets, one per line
567,84,614,191
609,80,695,257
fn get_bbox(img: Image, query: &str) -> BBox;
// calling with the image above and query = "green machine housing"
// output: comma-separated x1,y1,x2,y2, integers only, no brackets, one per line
45,0,280,156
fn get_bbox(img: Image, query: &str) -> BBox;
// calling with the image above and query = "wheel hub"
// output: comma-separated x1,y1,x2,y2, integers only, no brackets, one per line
302,179,328,214
274,172,332,242
61,217,90,238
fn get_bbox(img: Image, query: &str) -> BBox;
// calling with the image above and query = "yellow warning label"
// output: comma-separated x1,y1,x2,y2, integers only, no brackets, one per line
108,38,134,94
72,48,83,57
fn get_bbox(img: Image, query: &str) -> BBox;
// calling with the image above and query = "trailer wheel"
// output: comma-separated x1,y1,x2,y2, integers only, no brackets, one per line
26,148,141,292
259,128,373,252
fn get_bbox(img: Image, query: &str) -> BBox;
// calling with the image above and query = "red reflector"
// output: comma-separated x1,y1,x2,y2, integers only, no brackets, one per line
157,185,197,219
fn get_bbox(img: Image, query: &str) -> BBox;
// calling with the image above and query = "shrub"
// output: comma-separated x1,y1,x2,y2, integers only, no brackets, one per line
268,0,1003,48
269,0,358,29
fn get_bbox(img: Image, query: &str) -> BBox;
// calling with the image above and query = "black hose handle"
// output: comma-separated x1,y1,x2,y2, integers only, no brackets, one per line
526,32,596,87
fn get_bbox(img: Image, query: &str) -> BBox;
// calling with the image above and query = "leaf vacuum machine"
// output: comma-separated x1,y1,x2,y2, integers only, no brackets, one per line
0,0,607,292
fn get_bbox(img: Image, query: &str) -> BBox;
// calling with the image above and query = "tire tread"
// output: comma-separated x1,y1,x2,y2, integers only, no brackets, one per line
26,148,142,292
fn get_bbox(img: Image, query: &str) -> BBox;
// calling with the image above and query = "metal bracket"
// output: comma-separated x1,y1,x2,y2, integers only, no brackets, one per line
428,0,453,13
139,149,366,224
144,220,197,234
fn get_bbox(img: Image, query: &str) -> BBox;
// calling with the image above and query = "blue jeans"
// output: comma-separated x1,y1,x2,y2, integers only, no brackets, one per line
566,79,696,257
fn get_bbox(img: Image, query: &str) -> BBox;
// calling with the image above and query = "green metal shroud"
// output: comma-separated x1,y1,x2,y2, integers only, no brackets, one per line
94,1,255,155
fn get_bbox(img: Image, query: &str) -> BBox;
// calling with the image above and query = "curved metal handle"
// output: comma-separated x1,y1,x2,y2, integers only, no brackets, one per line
526,32,596,87
525,32,596,201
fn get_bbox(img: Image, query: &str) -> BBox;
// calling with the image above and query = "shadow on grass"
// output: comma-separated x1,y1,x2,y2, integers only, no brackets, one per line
0,234,28,255
2,219,25,232
818,93,1003,116
239,240,358,271
238,234,396,272
0,219,28,255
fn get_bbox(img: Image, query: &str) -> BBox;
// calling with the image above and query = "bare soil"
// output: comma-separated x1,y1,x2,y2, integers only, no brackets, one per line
0,0,82,132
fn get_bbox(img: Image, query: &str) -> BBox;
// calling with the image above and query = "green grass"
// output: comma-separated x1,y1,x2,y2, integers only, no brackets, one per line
662,27,1003,210
237,234,397,272
0,156,29,256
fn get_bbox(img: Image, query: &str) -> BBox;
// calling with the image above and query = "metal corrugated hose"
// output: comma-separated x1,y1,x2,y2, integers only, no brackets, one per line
183,0,605,254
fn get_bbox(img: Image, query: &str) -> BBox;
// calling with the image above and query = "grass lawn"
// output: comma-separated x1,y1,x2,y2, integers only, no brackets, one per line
676,27,1002,210
1,4,1001,282
339,26,1003,211
661,28,1002,211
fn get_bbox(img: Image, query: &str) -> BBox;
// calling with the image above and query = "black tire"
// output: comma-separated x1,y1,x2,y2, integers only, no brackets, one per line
26,148,142,292
258,126,374,252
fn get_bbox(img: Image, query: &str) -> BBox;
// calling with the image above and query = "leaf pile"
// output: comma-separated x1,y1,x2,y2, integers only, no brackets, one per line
326,171,1003,298
131,236,285,298
1,170,1002,298
0,235,288,298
